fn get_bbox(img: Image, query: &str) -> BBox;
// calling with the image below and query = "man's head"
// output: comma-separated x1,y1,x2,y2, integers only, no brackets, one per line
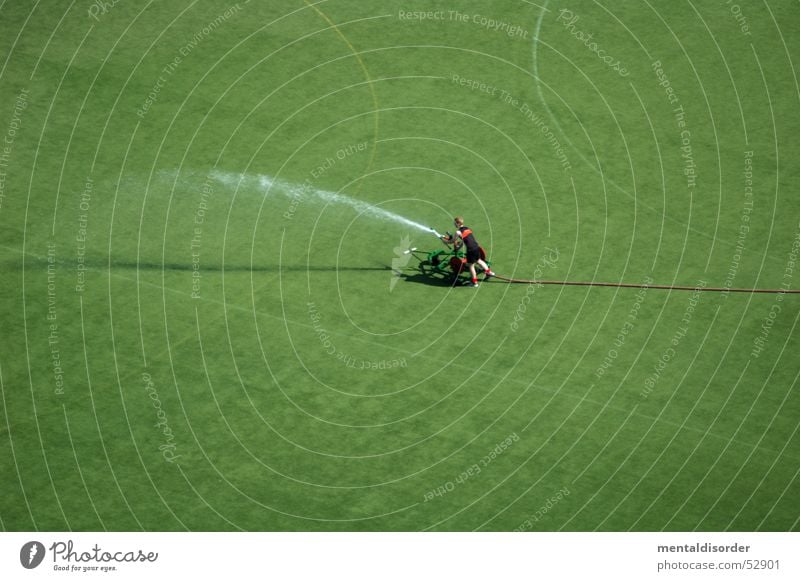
454,216,464,227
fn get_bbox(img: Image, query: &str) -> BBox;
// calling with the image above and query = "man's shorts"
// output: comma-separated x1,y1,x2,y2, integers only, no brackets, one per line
466,247,480,264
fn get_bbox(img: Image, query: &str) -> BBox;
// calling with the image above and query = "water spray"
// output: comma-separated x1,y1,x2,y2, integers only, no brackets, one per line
211,170,435,234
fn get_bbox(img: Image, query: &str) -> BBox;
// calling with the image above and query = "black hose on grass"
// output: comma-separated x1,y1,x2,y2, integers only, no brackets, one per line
492,275,800,294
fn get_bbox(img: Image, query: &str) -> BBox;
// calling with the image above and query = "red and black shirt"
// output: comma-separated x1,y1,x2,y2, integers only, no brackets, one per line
458,226,480,251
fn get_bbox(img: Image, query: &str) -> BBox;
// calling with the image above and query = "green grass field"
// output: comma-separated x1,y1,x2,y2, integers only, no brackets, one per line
1,0,799,531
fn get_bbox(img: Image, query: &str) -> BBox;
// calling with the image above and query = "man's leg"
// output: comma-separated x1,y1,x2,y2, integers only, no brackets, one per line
468,263,479,286
477,259,495,278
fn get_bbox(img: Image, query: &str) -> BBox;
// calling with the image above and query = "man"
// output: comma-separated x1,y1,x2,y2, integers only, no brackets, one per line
441,216,495,287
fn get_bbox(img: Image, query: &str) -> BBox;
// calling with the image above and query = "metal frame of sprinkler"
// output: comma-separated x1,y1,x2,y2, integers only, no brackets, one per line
400,227,491,285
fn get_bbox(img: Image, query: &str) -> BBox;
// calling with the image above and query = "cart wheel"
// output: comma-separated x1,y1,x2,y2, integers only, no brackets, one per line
449,256,465,276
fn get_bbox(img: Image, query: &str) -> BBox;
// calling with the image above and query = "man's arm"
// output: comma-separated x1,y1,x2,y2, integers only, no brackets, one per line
442,231,462,248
